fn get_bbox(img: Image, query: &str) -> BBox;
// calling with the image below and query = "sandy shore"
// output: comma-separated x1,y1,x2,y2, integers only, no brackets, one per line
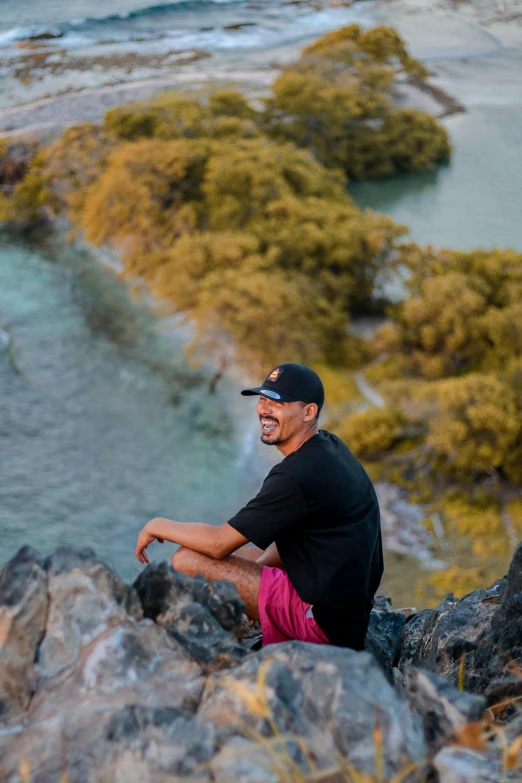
0,69,278,141
0,0,489,142
1,0,520,141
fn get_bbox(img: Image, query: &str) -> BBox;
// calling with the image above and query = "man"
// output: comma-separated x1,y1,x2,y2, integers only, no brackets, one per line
135,362,383,649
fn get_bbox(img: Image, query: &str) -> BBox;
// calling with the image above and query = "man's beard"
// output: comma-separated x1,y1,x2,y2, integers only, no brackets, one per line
260,432,282,446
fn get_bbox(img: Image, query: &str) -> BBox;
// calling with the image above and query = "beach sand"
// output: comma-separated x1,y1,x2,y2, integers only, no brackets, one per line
0,0,521,140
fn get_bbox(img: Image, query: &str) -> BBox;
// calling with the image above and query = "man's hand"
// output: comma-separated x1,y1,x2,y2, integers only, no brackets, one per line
135,521,164,564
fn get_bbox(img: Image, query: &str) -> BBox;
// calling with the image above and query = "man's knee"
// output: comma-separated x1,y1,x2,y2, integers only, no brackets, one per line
171,546,197,574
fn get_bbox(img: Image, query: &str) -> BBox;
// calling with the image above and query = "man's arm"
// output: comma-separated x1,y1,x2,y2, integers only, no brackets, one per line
256,542,283,568
135,518,248,564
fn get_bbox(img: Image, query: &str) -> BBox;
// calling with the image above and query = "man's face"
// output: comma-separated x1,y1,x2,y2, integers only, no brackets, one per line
257,395,311,447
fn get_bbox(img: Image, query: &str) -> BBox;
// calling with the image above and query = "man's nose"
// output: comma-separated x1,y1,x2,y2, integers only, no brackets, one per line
257,399,273,416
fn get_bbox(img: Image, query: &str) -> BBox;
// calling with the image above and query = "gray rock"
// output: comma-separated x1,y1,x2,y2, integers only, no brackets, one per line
158,601,248,671
395,609,434,671
199,641,427,778
7,543,522,783
0,548,205,783
133,561,247,671
96,705,216,782
133,561,245,631
469,543,522,709
1,619,205,783
433,746,508,783
365,605,406,679
211,737,281,783
0,546,48,719
37,547,142,683
211,731,337,783
234,615,263,650
395,580,505,684
405,668,486,752
373,594,394,612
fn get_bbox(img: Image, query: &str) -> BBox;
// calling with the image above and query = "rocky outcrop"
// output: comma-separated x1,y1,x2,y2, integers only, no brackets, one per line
0,546,48,719
395,578,505,684
134,562,247,670
364,594,407,679
469,543,522,709
433,746,509,783
133,561,244,631
0,548,205,783
0,543,521,782
199,642,426,778
395,542,522,720
404,668,486,753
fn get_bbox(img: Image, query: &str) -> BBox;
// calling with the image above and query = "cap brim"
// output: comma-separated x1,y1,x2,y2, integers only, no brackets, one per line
240,386,299,403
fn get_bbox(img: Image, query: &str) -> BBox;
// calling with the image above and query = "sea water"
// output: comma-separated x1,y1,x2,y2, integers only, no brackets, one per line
0,0,373,54
0,232,277,580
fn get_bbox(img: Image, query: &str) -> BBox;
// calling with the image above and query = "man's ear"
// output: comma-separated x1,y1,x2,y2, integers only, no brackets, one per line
304,402,318,422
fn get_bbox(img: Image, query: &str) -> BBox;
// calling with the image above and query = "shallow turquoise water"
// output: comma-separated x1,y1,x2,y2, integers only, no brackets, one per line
0,232,276,579
350,7,522,252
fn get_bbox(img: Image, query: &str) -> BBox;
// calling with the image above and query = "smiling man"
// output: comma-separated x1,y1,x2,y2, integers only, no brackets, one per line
135,362,383,649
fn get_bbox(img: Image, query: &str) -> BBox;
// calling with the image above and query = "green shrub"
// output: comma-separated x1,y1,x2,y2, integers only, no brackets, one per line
337,407,405,459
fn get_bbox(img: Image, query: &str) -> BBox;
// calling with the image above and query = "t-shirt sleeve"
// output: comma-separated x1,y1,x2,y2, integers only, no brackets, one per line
228,469,308,550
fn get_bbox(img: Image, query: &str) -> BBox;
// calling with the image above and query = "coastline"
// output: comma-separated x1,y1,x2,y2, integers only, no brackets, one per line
0,68,278,141
3,0,521,141
0,0,494,142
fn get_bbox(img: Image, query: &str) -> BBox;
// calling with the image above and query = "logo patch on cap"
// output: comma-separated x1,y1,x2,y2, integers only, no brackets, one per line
260,389,281,400
267,367,283,383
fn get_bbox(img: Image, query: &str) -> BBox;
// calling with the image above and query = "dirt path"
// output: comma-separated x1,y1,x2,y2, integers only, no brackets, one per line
354,370,385,409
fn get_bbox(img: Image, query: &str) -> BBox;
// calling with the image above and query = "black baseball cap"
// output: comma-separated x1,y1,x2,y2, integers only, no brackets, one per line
241,362,325,409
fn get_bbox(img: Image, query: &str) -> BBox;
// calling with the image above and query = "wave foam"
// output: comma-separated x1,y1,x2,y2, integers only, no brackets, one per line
0,0,245,48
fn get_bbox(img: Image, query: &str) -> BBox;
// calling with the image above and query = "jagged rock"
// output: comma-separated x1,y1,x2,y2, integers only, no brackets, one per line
373,594,394,611
4,543,522,783
395,609,434,670
234,615,263,643
365,598,407,679
133,561,245,631
405,668,486,752
0,546,48,719
210,732,337,783
468,543,522,709
133,561,247,670
199,641,427,778
92,706,217,782
158,601,247,671
433,746,510,783
395,580,505,683
393,666,405,689
37,547,142,683
2,622,205,783
0,548,205,783
211,737,280,783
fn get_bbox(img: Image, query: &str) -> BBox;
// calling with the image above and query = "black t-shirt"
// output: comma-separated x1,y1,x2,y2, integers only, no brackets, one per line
228,430,383,648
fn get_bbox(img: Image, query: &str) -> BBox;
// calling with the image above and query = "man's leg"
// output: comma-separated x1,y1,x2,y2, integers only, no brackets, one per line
171,547,263,620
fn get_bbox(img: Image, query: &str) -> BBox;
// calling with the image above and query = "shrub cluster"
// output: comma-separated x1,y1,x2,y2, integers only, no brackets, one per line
344,246,522,482
1,23,447,370
265,24,450,179
103,25,450,181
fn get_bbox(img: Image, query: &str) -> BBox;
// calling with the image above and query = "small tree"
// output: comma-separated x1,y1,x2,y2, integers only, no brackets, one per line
425,374,520,477
337,407,406,459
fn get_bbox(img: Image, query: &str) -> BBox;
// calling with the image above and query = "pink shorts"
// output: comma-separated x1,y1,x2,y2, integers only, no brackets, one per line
258,566,331,646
